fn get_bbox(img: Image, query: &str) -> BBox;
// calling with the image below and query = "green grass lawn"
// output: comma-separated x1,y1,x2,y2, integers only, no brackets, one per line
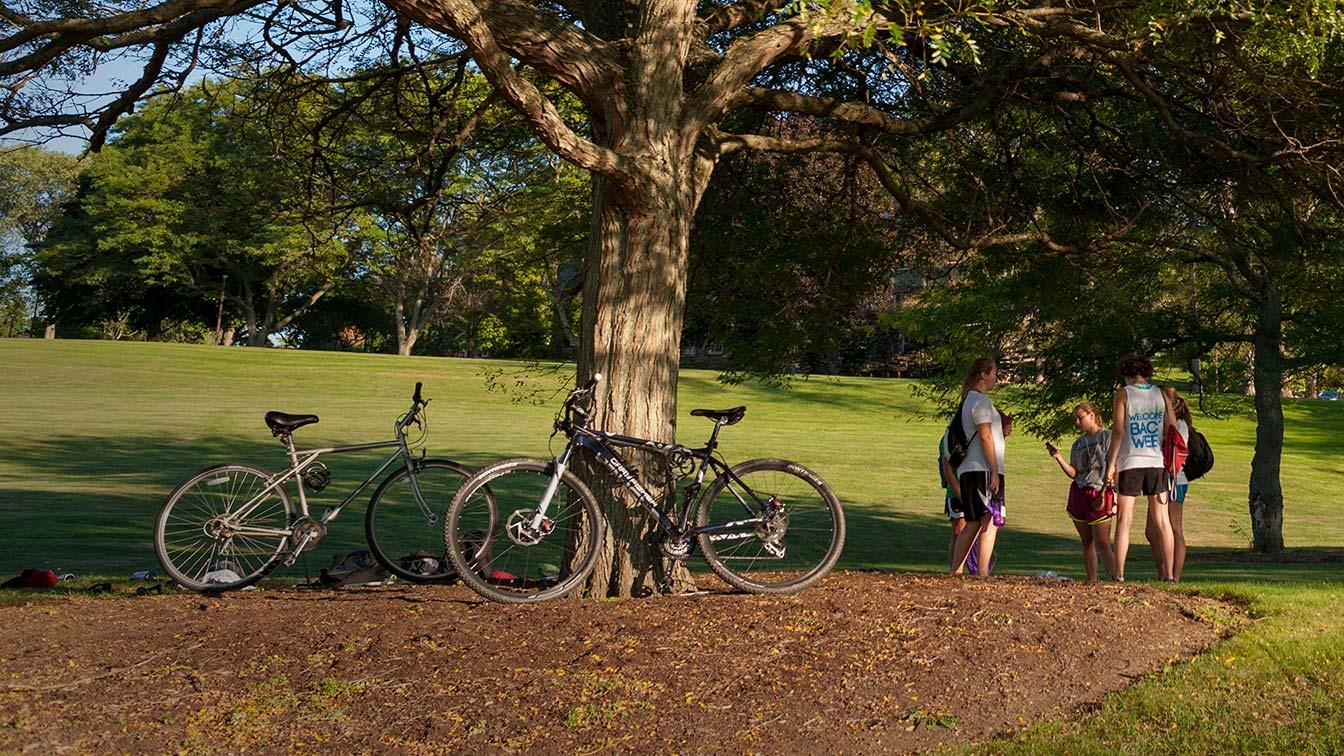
2,338,1342,750
2,338,1340,577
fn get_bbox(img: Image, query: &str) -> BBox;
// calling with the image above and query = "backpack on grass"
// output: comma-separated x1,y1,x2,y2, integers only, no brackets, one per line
319,550,391,587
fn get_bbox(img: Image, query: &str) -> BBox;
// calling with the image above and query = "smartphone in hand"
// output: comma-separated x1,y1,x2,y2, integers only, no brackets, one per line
1045,441,1058,456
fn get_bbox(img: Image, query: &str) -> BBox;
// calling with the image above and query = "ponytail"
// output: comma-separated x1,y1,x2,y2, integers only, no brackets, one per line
961,358,997,398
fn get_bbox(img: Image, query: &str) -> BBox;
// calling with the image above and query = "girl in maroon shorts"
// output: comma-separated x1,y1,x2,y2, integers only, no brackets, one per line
1048,402,1117,582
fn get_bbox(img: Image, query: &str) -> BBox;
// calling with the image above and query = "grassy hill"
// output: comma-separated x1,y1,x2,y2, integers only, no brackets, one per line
2,338,1340,578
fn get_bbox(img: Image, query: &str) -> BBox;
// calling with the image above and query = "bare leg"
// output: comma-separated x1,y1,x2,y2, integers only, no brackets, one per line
1147,493,1175,580
1146,511,1161,576
974,522,999,577
1095,520,1117,579
950,519,981,575
1073,520,1097,582
1113,494,1136,580
948,517,967,571
1171,500,1186,582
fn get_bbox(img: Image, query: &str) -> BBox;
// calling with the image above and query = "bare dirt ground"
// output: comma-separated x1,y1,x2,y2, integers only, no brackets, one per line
0,572,1238,754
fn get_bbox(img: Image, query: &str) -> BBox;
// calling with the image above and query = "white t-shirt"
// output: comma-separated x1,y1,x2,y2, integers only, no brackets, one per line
957,390,1005,476
1175,419,1190,486
1116,383,1165,472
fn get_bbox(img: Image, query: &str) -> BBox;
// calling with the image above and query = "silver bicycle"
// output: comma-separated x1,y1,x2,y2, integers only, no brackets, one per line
154,382,489,592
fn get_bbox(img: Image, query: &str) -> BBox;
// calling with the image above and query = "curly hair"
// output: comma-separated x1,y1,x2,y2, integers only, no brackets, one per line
1117,353,1154,380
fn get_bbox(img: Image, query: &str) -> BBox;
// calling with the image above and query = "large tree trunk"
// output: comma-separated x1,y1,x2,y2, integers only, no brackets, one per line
1249,286,1285,553
575,152,708,597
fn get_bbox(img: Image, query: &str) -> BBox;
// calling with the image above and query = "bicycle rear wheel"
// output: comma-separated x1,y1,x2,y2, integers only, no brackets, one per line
366,459,483,582
154,464,294,592
696,458,845,594
445,459,603,603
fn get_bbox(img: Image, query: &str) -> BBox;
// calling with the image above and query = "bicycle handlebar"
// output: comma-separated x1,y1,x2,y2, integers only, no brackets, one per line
398,381,429,435
557,373,603,432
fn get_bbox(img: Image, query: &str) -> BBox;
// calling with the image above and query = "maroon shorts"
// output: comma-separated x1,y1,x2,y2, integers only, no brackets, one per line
1066,485,1114,525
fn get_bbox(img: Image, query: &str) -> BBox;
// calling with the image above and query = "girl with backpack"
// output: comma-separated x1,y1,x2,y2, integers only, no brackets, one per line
949,358,1006,577
1162,386,1194,582
1048,402,1117,582
1104,355,1179,581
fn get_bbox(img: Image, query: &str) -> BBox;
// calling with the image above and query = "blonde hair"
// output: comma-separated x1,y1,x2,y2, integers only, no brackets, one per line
960,358,996,398
1075,401,1104,425
1162,386,1194,429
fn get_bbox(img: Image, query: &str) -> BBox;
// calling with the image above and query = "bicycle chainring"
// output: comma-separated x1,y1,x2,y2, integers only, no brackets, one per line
288,516,327,551
659,535,692,560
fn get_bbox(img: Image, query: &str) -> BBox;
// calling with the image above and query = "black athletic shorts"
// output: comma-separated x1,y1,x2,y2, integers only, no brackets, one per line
957,471,1004,522
1117,467,1169,498
945,496,964,521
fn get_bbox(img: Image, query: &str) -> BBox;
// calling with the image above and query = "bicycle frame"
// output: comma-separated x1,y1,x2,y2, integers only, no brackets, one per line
533,423,770,545
222,422,428,539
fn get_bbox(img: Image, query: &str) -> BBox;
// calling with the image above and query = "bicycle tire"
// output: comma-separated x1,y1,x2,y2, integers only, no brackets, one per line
445,458,604,604
365,458,485,583
696,458,845,594
154,463,294,592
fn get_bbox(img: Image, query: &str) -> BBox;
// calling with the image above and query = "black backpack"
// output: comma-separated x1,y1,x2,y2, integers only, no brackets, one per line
1184,429,1215,481
945,396,971,468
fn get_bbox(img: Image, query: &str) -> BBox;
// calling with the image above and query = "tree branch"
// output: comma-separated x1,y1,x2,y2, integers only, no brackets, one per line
0,0,265,77
696,0,792,35
383,0,622,104
731,84,1001,137
384,0,636,187
714,130,1098,253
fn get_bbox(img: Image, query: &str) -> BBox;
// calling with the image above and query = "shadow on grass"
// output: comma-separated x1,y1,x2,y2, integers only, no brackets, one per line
0,432,513,576
5,432,1340,587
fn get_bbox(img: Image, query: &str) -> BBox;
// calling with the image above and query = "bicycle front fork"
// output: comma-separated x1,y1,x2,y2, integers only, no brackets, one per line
529,444,574,531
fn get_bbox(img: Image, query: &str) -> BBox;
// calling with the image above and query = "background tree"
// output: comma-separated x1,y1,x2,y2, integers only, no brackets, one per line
0,145,79,335
35,79,356,345
895,11,1344,553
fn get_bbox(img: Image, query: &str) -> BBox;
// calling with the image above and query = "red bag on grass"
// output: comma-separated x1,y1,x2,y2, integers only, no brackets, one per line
2,568,58,589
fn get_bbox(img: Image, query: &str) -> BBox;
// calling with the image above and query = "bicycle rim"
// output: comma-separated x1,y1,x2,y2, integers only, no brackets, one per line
446,459,601,603
697,459,844,593
366,459,479,582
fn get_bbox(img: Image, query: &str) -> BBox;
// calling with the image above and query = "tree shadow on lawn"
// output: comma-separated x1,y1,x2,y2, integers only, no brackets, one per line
0,433,513,577
5,433,1337,587
840,506,1344,586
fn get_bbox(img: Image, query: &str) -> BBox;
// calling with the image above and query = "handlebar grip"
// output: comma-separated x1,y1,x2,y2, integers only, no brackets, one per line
582,372,603,392
413,382,424,405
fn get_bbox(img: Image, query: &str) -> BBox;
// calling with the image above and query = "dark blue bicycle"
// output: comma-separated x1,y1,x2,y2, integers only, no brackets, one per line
443,374,846,603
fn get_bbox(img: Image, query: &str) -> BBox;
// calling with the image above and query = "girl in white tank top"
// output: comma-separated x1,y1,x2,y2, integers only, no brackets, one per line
1116,383,1165,471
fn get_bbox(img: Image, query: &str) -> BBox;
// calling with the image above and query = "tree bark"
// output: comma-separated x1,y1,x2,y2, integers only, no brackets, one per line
1249,286,1285,553
575,150,710,597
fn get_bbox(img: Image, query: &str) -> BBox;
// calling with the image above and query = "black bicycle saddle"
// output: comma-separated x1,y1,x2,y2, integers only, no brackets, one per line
690,406,746,425
264,411,320,435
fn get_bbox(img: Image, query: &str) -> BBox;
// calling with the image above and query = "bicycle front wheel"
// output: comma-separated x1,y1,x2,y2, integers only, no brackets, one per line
445,458,603,604
696,458,845,594
366,458,482,582
154,464,294,592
